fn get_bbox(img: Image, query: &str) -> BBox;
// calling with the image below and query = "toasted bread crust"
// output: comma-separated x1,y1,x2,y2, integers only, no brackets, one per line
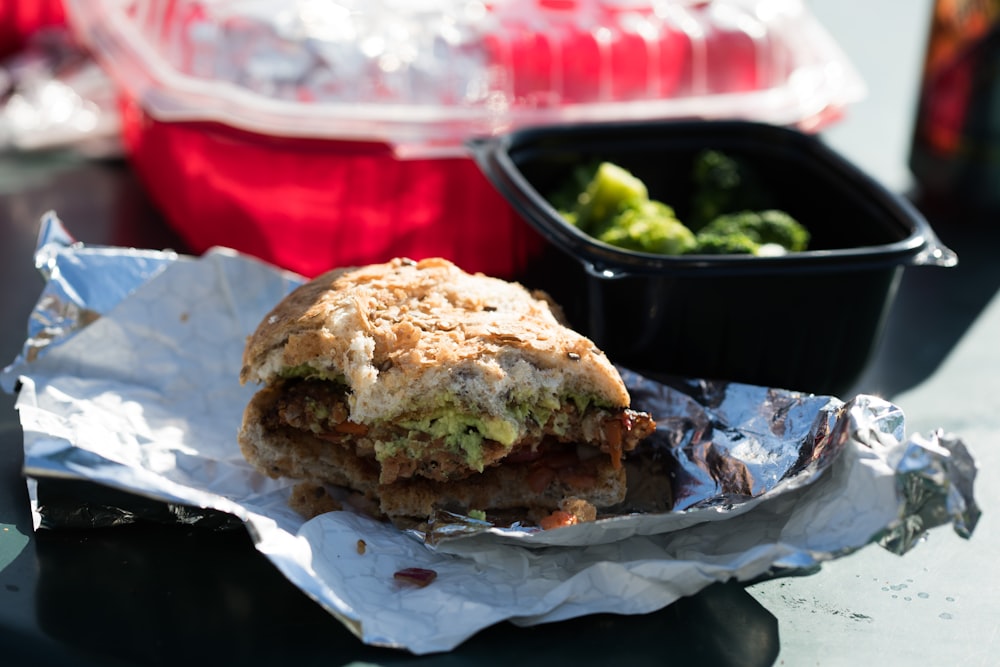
375,458,626,520
238,385,380,495
240,258,630,423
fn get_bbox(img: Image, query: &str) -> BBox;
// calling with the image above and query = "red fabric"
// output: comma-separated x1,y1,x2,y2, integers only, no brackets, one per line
0,0,66,58
119,97,545,279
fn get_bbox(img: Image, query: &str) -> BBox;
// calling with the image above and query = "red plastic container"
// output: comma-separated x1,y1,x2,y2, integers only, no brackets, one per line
117,97,543,278
65,0,864,278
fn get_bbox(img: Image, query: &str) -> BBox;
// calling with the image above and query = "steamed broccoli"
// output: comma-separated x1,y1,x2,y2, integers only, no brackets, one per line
690,231,760,255
555,162,697,254
688,149,770,230
571,162,649,235
546,155,811,257
597,199,697,254
696,209,810,253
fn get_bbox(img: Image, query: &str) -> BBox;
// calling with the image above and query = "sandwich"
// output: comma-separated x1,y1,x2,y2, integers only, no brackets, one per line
238,257,656,525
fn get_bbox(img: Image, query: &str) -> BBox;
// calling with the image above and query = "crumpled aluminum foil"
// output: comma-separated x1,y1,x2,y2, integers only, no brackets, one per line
1,212,981,654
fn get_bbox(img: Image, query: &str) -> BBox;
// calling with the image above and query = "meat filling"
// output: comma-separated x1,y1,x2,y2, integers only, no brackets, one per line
266,379,656,485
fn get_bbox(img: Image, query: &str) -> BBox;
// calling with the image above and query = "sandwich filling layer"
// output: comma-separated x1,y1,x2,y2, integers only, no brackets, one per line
264,377,654,485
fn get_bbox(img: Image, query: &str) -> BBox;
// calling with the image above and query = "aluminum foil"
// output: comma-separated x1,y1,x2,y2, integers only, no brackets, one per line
2,212,980,654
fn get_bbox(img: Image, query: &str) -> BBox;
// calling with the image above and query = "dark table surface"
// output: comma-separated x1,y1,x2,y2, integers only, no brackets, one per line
2,1,997,665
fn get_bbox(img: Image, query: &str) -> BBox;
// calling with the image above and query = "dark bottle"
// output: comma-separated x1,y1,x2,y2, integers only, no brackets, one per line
910,0,1000,209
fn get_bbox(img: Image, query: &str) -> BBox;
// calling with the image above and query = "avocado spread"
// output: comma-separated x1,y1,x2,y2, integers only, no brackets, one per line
279,369,604,473
280,364,346,383
390,410,520,471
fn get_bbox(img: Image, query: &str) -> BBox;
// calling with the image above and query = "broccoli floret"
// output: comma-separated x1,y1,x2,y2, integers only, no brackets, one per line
698,209,810,252
572,162,649,235
545,157,812,257
689,149,770,230
690,232,760,255
596,200,697,254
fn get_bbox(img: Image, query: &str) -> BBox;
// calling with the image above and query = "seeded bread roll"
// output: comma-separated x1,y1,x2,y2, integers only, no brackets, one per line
238,257,655,524
240,257,630,421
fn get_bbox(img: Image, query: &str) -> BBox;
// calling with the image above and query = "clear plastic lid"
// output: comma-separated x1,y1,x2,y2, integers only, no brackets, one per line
64,0,865,156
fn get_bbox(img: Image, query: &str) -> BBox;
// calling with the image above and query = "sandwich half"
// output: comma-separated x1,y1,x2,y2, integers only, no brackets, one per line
238,257,656,524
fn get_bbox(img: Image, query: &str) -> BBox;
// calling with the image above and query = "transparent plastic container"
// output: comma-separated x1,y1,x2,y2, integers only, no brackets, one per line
64,0,865,278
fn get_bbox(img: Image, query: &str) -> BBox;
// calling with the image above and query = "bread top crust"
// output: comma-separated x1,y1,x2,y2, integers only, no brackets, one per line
240,257,631,422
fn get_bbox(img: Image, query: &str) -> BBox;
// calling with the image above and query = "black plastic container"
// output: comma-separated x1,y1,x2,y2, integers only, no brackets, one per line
470,120,957,396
